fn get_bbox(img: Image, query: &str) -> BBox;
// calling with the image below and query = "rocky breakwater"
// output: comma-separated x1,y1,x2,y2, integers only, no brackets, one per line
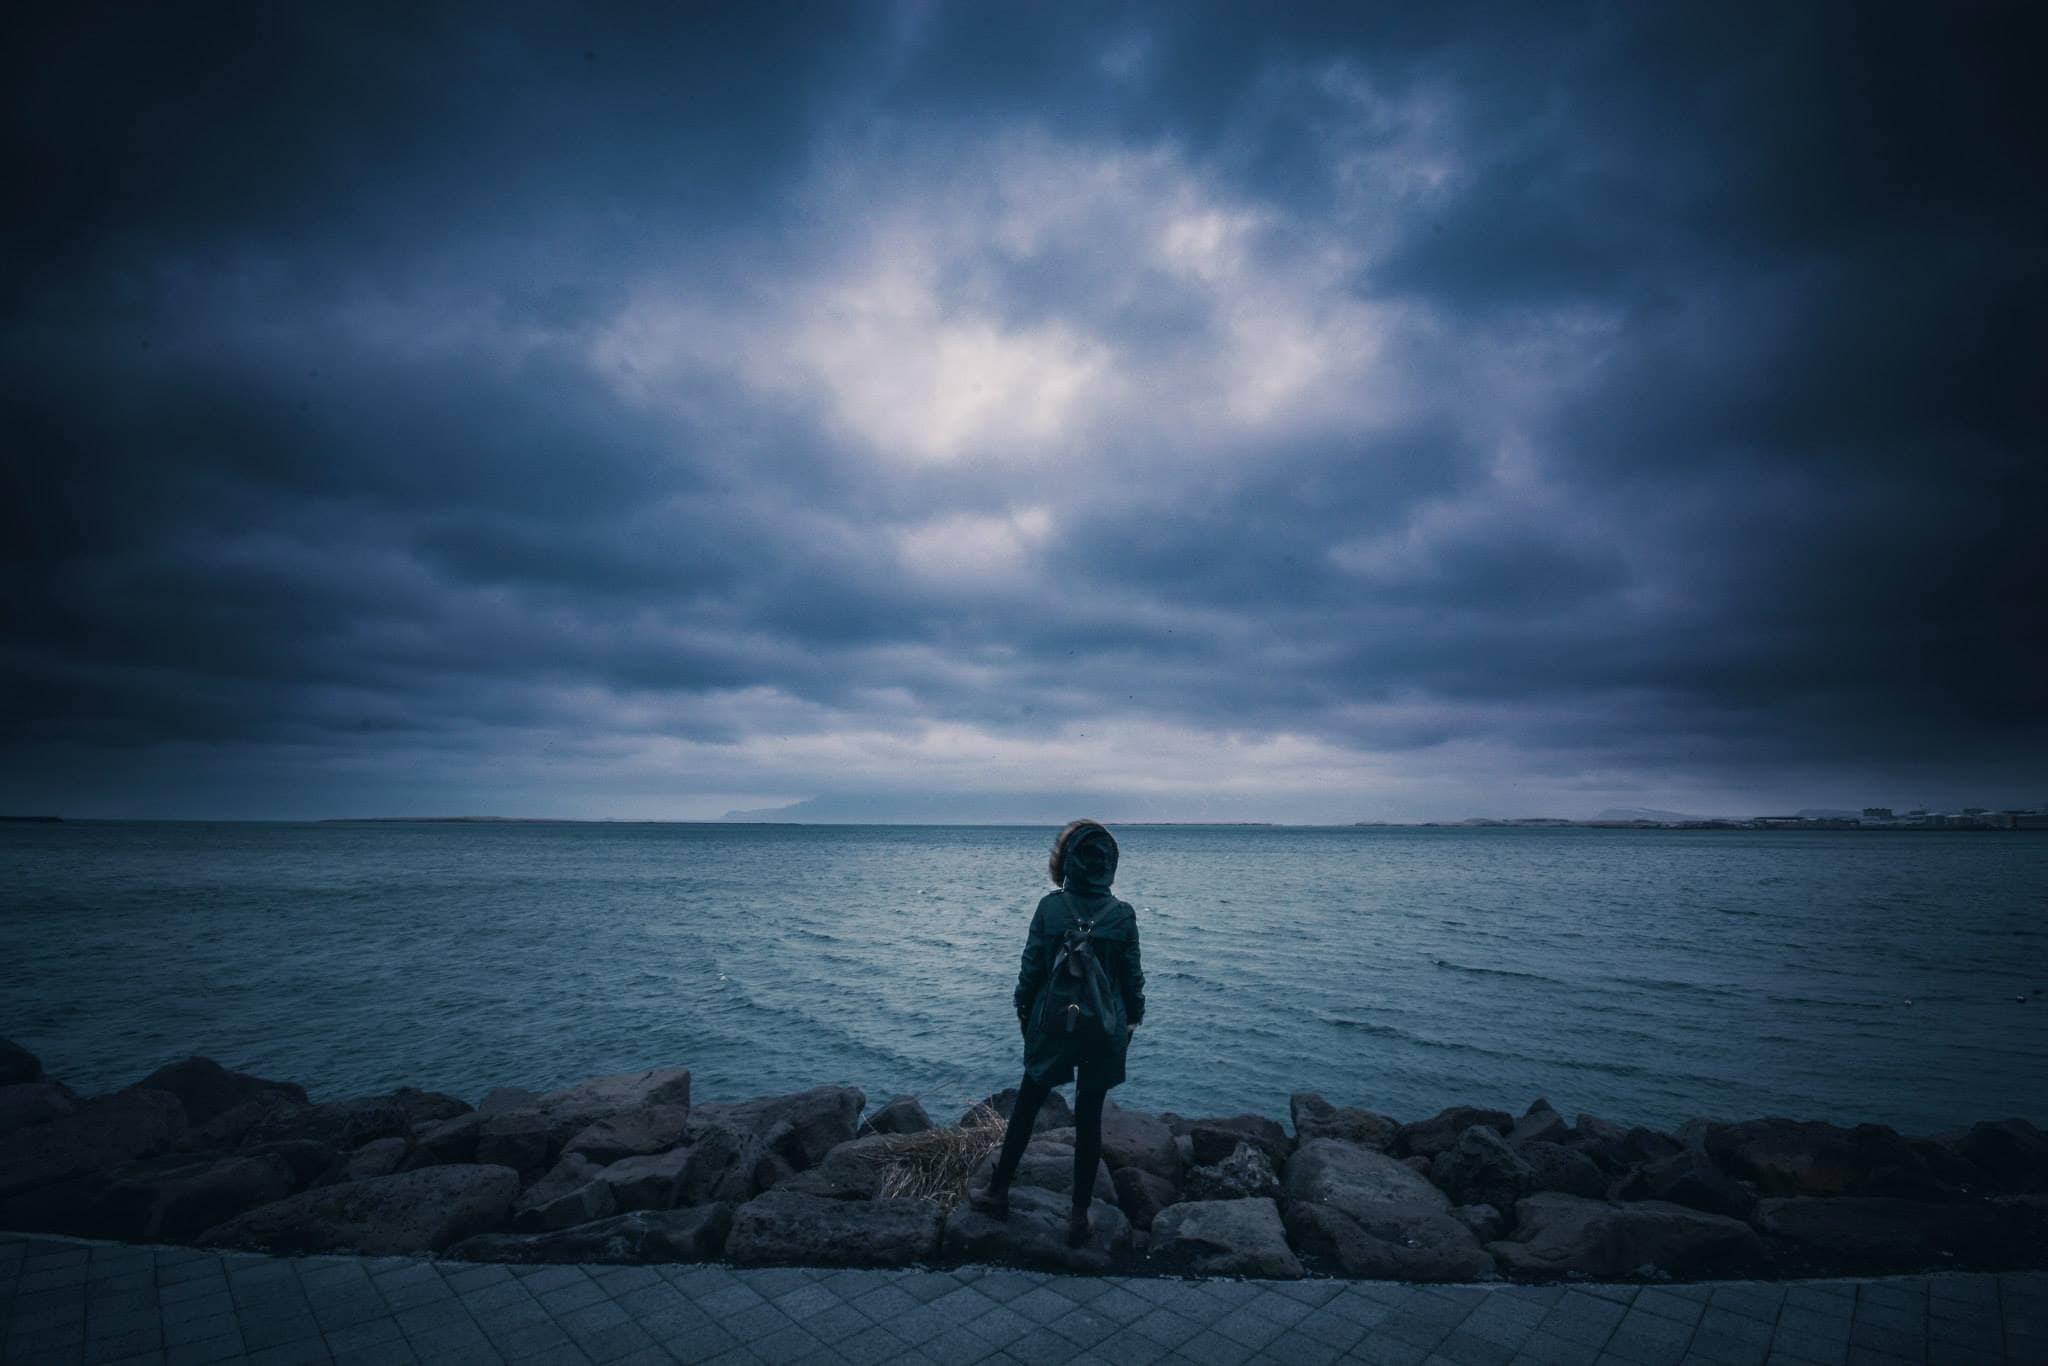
2,1038,2045,1282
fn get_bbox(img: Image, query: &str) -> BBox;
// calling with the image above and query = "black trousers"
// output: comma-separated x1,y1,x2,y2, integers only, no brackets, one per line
988,1071,1107,1214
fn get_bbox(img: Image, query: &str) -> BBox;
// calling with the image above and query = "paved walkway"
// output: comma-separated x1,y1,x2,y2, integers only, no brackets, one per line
1,1234,2041,1366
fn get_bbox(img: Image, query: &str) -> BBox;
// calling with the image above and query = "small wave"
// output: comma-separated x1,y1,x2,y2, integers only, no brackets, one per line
1430,959,1561,985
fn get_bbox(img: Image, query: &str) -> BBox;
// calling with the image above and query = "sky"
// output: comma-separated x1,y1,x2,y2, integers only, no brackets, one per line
2,2,2043,823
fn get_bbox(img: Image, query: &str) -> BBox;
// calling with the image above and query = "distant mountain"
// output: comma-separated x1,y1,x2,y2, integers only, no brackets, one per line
1595,806,1713,822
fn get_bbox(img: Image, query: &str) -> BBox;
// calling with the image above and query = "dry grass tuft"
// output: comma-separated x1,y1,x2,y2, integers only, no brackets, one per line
871,1104,1010,1209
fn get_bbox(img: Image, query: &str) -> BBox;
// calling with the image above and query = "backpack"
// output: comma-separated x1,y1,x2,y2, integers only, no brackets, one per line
1031,892,1126,1046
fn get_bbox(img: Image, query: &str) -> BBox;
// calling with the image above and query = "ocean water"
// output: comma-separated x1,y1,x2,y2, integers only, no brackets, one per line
2,821,2044,1136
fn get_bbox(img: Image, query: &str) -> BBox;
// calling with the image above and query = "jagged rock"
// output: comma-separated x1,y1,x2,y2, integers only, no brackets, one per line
1574,1116,1683,1171
1149,1197,1301,1278
1454,1203,1505,1241
388,1088,472,1127
0,1039,42,1086
1112,1166,1179,1231
563,1104,691,1164
1290,1093,1401,1153
1404,1155,1434,1175
1185,1142,1281,1202
673,1115,813,1205
1402,1106,1514,1160
476,1068,694,1166
690,1086,861,1172
1754,1196,2028,1269
511,1153,618,1232
1908,1138,1987,1193
1519,1141,1609,1198
0,1088,188,1200
404,1111,483,1169
1945,1119,2048,1193
1488,1192,1764,1279
1433,1126,1536,1209
1610,1150,1757,1220
593,1148,692,1212
1676,1118,1719,1154
199,1164,519,1254
450,1205,731,1264
190,1091,310,1151
477,1110,556,1180
1100,1102,1182,1182
970,1137,1116,1206
1510,1101,1571,1148
859,1095,933,1137
778,1134,898,1201
0,1152,296,1241
729,1189,943,1266
943,1185,1131,1272
0,1081,77,1135
965,1087,1073,1136
1280,1138,1494,1281
244,1139,336,1189
247,1095,413,1151
128,1057,308,1126
317,1138,409,1187
1185,1119,1291,1174
1706,1118,1940,1197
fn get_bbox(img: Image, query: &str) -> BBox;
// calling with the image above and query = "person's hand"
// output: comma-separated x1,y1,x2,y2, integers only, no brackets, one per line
1127,1023,1138,1038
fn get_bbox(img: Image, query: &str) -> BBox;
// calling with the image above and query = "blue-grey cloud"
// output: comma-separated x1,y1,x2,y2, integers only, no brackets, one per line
2,1,2042,821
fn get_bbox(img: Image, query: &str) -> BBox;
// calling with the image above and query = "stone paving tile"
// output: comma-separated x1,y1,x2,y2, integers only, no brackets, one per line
9,1234,2048,1365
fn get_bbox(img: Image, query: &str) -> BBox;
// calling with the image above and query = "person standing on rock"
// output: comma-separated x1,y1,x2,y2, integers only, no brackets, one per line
969,819,1145,1247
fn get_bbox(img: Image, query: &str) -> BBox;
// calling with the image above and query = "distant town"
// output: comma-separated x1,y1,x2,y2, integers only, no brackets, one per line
1379,805,2048,832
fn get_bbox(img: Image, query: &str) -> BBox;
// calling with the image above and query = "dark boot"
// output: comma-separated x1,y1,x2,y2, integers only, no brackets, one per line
1066,1206,1090,1248
967,1181,1009,1220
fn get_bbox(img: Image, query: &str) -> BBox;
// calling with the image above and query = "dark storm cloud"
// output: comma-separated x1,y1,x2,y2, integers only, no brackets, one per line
2,1,2043,819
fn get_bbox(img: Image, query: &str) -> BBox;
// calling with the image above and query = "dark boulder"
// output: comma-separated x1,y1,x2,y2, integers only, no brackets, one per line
1706,1118,1941,1197
690,1086,862,1172
1754,1195,2032,1270
0,1081,77,1136
0,1151,295,1242
1945,1119,2048,1193
1099,1102,1182,1182
0,1088,188,1200
1431,1126,1534,1210
593,1148,693,1212
1111,1166,1179,1232
316,1138,409,1188
859,1095,934,1137
1519,1141,1609,1199
243,1139,336,1190
1488,1192,1765,1279
388,1087,471,1127
943,1185,1131,1273
449,1205,731,1264
1149,1197,1302,1278
516,1155,620,1233
1453,1203,1505,1242
1610,1150,1757,1221
247,1095,413,1151
674,1116,813,1206
729,1189,943,1266
1182,1115,1292,1171
1574,1115,1682,1171
562,1104,691,1164
0,1039,42,1086
1509,1100,1571,1149
778,1134,898,1201
199,1164,520,1255
128,1057,307,1126
1184,1142,1281,1202
476,1110,556,1180
477,1068,694,1159
1290,1093,1400,1152
964,1087,1073,1136
1280,1138,1493,1281
1401,1106,1513,1160
190,1091,309,1151
404,1111,483,1169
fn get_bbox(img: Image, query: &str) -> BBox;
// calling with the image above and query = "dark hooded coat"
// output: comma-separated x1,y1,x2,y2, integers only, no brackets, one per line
1012,824,1146,1090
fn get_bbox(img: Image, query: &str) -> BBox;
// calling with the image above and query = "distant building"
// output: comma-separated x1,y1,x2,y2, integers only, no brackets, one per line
1862,807,1894,819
